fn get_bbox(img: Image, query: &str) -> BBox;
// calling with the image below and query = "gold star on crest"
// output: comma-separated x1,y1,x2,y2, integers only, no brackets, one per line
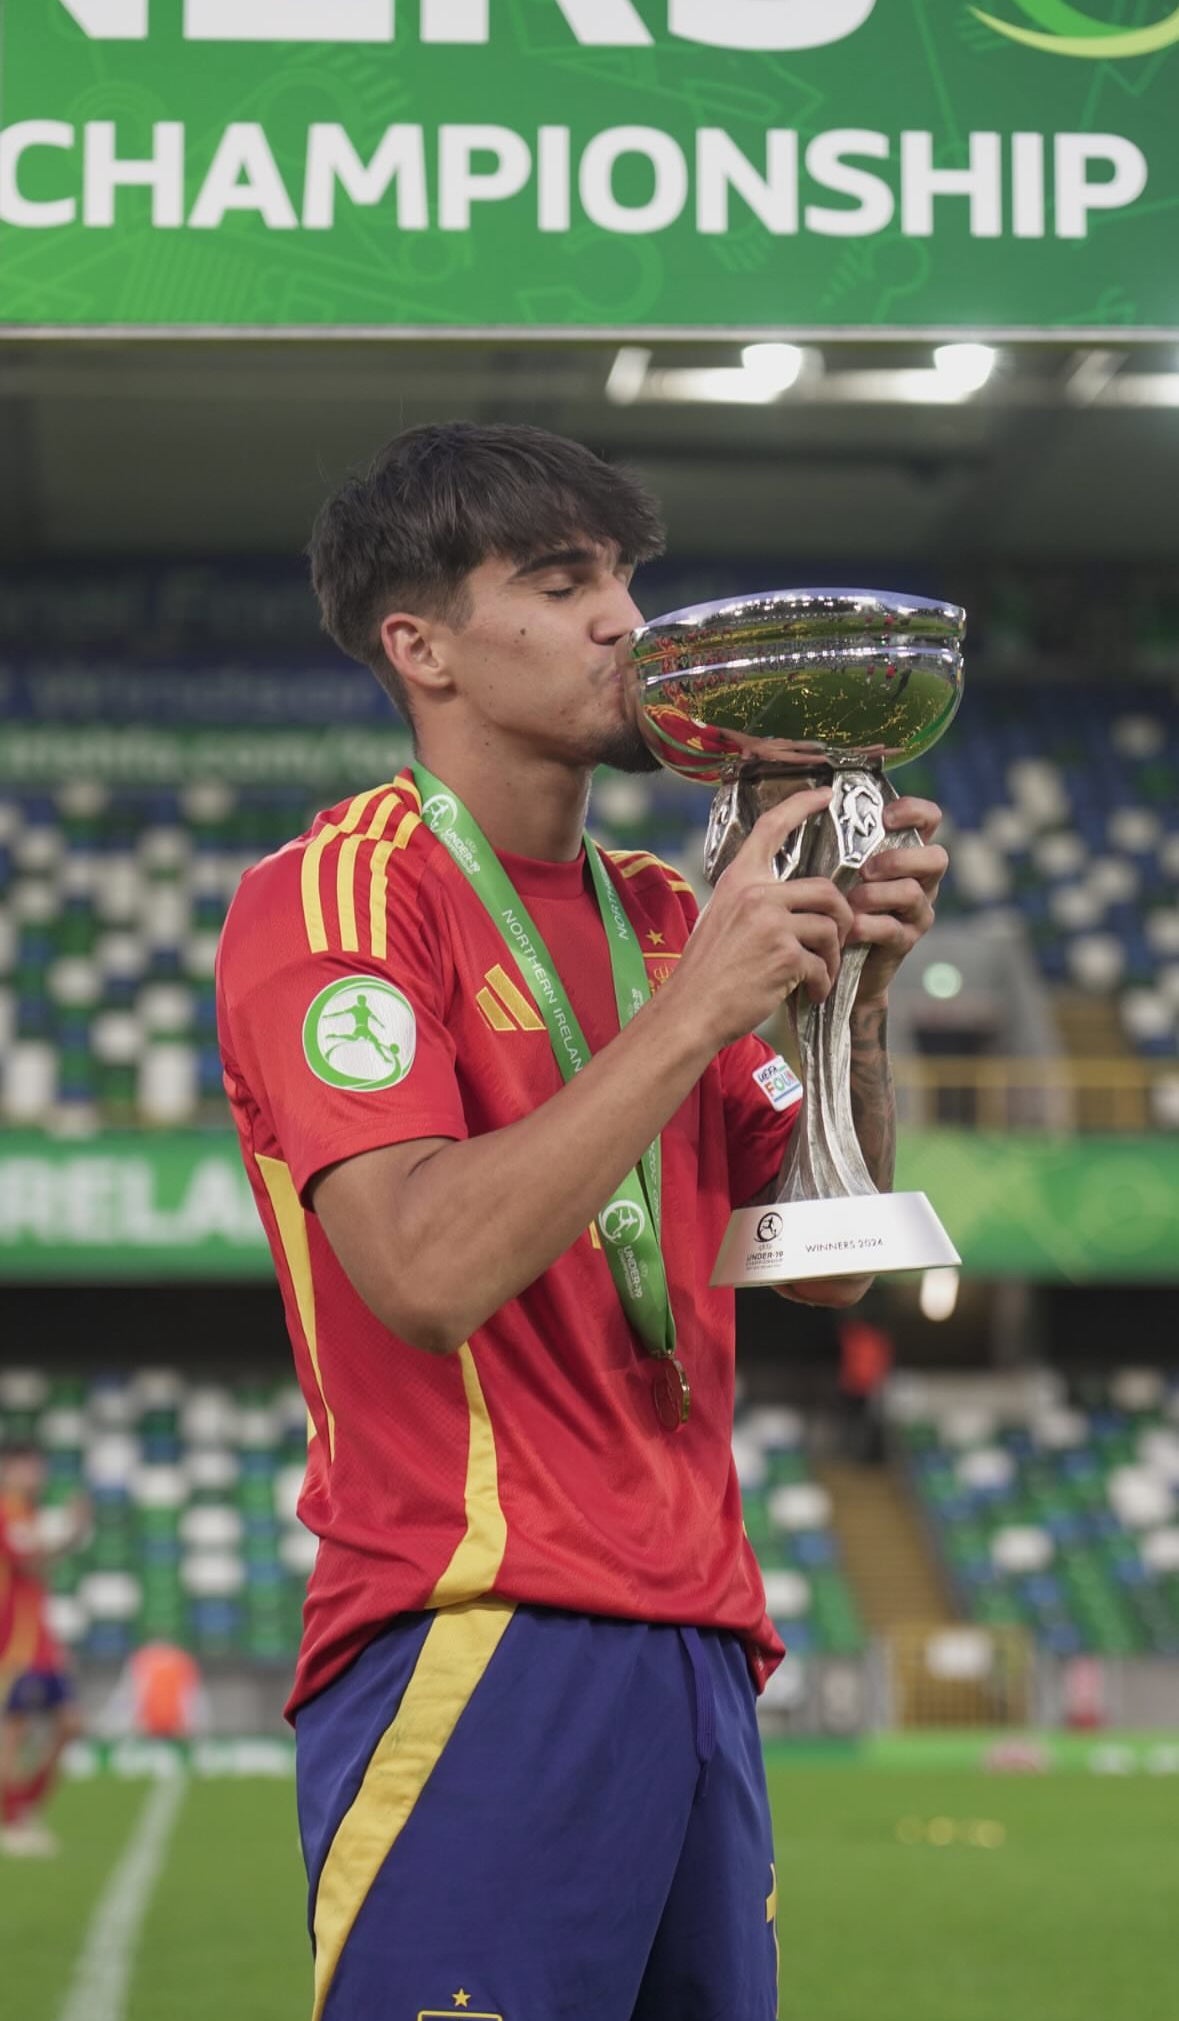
646,930,666,947
453,1996,471,2012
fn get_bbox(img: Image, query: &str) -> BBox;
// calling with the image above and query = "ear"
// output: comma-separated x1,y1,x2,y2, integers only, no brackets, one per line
378,611,455,706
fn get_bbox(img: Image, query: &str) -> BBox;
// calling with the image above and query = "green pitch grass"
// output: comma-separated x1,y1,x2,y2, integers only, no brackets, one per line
2,1762,1177,2021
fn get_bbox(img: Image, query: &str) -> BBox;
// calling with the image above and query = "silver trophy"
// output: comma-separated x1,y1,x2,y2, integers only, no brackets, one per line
629,588,964,1286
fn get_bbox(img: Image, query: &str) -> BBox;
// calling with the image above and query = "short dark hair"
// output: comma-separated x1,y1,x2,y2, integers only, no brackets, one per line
308,421,666,722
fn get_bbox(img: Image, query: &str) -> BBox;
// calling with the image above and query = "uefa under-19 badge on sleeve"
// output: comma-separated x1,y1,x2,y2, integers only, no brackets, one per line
302,976,418,1091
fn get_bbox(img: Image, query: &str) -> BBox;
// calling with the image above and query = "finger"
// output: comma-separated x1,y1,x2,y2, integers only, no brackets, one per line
850,878,935,920
776,878,855,938
788,913,845,986
799,948,834,1005
727,787,833,883
847,904,934,946
882,796,942,839
859,844,947,887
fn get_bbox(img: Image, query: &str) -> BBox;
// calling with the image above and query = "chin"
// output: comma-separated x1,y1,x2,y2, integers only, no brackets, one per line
594,725,663,775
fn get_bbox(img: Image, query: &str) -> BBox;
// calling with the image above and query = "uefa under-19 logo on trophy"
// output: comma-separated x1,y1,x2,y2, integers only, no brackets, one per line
629,588,965,1287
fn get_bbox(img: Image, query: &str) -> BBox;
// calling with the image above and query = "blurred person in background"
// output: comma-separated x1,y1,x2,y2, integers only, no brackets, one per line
0,1443,89,1857
217,421,947,2020
838,1316,895,1463
100,1640,209,1742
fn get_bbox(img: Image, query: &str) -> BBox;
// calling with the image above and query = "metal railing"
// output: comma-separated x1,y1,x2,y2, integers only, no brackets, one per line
892,1056,1176,1133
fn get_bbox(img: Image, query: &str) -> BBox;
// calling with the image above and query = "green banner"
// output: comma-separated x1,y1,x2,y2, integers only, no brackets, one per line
0,1128,1175,1279
1,2,1177,332
896,1130,1179,1281
0,724,411,785
0,1133,268,1277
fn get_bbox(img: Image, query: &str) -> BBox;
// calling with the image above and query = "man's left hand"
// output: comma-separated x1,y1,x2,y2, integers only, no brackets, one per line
848,796,947,1008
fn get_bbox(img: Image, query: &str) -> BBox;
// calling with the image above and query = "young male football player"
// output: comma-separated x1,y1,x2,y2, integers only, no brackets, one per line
217,422,946,2020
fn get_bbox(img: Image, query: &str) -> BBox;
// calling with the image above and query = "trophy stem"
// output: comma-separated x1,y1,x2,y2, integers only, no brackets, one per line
780,945,877,1203
775,767,924,1205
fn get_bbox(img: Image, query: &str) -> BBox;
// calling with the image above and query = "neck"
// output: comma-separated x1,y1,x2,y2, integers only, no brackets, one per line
414,732,591,862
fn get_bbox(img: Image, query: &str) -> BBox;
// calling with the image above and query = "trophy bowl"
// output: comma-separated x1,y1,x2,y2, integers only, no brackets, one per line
630,587,964,784
627,588,966,1286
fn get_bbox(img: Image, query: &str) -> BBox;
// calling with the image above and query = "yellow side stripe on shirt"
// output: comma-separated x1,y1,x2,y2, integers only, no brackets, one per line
254,1155,336,1460
311,1337,509,2021
426,1342,508,1610
300,785,392,953
369,810,421,961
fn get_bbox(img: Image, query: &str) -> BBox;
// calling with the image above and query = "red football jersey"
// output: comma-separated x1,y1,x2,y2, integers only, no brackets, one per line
0,1497,59,1679
216,770,801,1715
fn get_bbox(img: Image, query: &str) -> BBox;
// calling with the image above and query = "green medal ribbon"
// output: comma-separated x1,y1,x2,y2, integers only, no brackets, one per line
413,764,677,1366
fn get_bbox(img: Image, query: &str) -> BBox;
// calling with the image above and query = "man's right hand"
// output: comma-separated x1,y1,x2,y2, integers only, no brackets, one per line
666,787,854,1050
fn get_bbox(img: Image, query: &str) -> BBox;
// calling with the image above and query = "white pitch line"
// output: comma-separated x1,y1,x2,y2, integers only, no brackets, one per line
57,1771,188,2021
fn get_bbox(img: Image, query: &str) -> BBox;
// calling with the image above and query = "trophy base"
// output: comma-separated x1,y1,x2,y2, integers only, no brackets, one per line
710,1192,960,1288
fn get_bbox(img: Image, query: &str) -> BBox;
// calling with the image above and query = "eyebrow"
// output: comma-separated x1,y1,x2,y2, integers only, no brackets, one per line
509,546,609,581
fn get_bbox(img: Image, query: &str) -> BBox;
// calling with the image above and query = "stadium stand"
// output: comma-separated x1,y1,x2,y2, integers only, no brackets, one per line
0,680,1175,1133
8,1362,1179,1668
0,1366,862,1667
0,1367,311,1667
891,1367,1179,1659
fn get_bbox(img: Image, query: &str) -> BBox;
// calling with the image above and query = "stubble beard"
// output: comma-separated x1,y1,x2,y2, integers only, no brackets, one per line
592,720,664,775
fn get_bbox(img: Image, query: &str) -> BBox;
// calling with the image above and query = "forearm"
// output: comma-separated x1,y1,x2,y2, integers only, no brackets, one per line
393,979,715,1349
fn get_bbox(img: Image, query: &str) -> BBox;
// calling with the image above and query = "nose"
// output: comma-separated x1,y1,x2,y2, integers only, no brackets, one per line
593,575,645,643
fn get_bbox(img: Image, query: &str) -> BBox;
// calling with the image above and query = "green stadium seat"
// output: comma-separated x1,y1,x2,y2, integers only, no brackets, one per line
900,1370,1179,1655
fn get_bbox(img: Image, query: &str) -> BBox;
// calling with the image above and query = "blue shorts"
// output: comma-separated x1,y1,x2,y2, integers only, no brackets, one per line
296,1602,779,2021
4,1667,76,1716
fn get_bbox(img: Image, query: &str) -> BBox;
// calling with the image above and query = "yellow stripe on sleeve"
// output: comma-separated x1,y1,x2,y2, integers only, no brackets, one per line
334,792,403,955
311,1598,515,2021
254,1155,335,1460
368,810,421,961
335,835,363,953
300,786,391,953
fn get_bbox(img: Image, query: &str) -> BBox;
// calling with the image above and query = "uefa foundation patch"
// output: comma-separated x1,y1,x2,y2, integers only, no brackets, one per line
753,1055,803,1113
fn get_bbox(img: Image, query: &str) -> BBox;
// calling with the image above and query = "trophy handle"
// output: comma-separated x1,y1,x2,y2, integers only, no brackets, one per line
704,767,923,1207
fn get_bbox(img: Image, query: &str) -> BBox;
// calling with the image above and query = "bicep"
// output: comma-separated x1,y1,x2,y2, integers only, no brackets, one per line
309,1135,456,1342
